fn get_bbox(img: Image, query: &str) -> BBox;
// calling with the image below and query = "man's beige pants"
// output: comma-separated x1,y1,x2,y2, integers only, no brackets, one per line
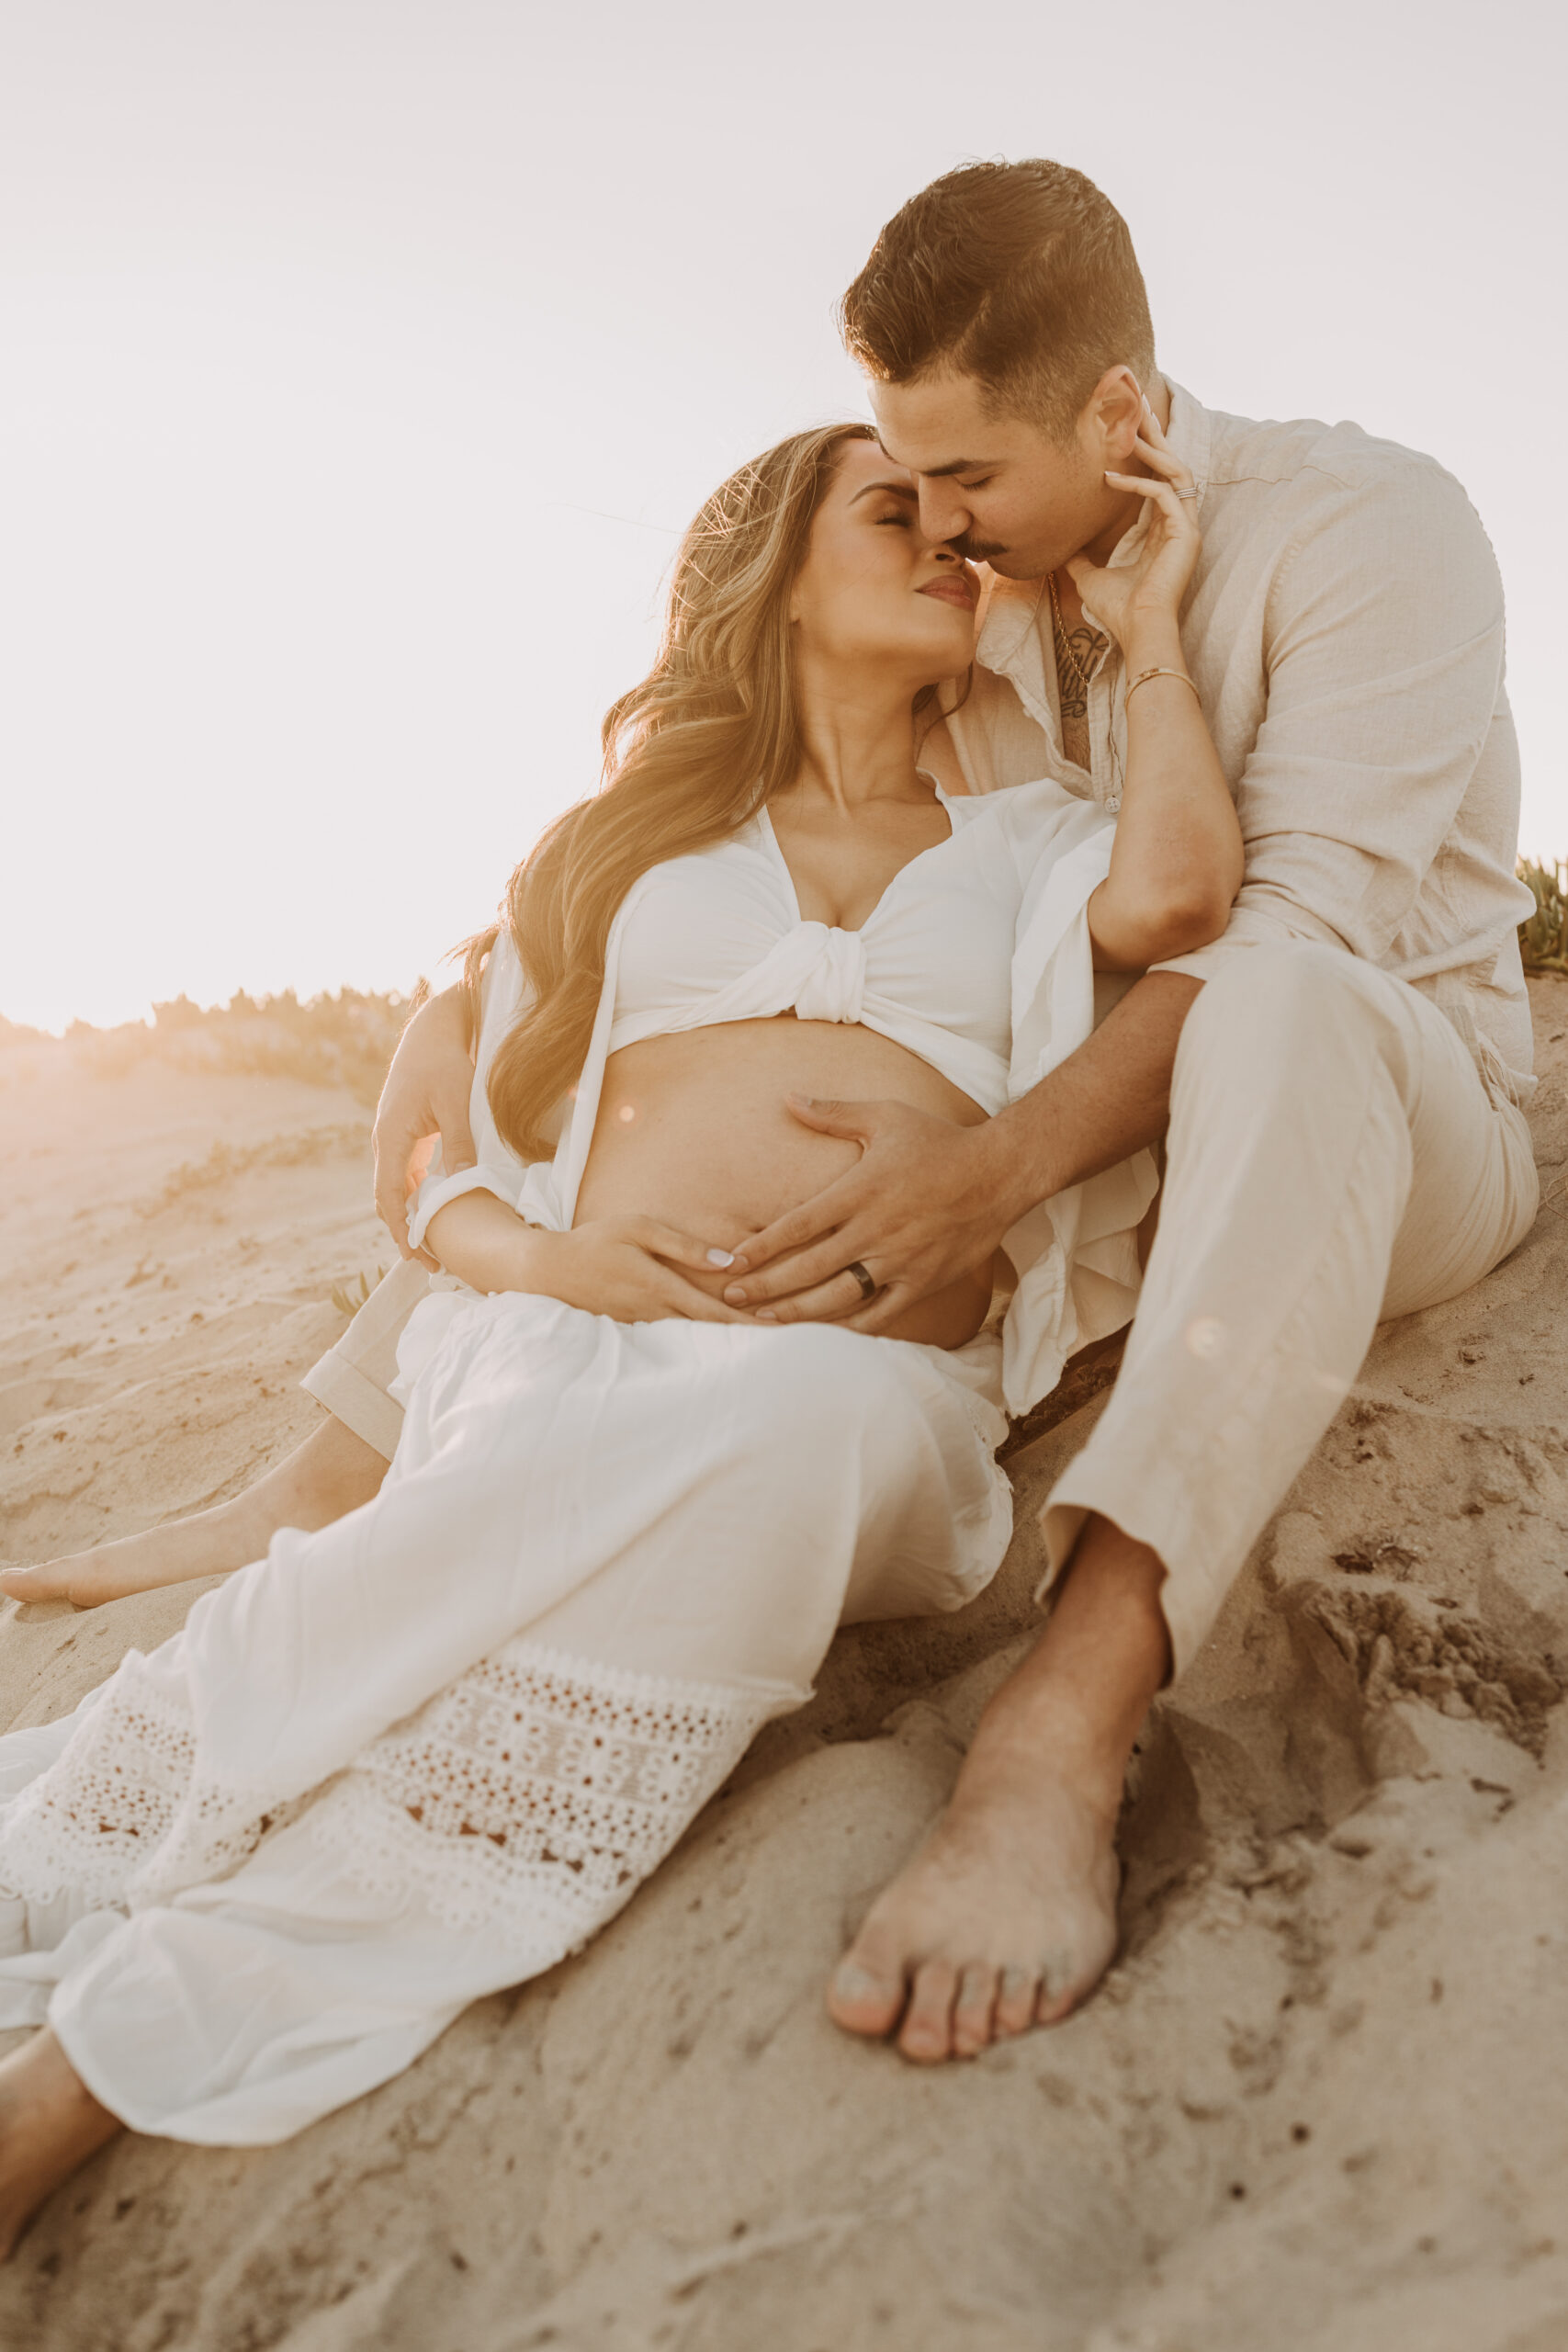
305,944,1540,1681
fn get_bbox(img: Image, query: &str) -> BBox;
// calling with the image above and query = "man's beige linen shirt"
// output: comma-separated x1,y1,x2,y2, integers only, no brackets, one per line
934,383,1535,1095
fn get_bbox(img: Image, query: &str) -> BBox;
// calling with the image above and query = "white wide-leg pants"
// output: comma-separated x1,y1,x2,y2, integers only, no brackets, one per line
0,1306,1010,2143
1041,947,1540,1672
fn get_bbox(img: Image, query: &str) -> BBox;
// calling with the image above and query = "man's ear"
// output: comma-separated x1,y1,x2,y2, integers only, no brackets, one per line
1089,367,1145,463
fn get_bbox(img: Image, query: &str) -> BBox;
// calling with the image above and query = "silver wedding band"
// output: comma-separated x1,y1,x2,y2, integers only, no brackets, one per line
844,1261,877,1303
1176,487,1200,500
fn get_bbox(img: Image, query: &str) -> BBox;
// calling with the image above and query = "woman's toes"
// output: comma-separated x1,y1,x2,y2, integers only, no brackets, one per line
1,1572,77,1611
897,1961,961,2064
826,1957,907,2039
994,1964,1041,2039
950,1963,998,2057
1,1559,85,1607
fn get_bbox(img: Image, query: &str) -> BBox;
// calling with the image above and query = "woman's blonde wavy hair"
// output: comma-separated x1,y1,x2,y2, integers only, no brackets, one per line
468,419,954,1162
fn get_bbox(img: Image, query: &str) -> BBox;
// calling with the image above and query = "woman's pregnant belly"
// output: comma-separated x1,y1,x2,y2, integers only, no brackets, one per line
573,1017,997,1350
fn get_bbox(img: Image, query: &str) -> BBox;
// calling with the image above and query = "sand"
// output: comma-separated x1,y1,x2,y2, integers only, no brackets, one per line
1,981,1565,2352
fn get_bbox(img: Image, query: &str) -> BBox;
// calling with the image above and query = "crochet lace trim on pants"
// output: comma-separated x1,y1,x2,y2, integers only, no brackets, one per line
309,1640,771,1956
0,1656,280,1910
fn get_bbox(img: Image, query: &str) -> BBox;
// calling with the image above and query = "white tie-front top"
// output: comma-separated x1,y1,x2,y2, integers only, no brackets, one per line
409,778,1158,1415
608,790,1021,1114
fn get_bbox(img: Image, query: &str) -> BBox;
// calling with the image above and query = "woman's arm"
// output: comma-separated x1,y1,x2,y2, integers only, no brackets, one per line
372,982,479,1262
1089,611,1242,968
423,1190,560,1293
424,1190,754,1325
1069,413,1244,972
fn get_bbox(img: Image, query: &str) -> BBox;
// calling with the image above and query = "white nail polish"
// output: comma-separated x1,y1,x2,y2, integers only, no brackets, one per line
706,1248,735,1267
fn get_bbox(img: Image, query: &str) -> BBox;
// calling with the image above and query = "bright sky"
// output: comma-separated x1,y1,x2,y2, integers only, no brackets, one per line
3,0,1564,1034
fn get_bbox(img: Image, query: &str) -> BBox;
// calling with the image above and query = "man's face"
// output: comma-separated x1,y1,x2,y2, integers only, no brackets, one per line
869,368,1134,583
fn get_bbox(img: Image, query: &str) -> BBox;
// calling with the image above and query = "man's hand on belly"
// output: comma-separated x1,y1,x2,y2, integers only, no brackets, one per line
720,977,1201,1329
721,1098,1032,1332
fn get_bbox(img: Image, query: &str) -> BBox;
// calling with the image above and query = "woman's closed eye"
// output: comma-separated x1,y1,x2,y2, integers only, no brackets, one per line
874,506,913,527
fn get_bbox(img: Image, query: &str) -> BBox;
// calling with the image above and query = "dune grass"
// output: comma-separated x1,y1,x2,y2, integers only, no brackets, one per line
1519,857,1568,976
0,984,428,1104
329,1267,387,1317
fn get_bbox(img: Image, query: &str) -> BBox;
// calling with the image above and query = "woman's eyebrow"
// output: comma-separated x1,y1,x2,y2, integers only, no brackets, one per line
848,480,919,505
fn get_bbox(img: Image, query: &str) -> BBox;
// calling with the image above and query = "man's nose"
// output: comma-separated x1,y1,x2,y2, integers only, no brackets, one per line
918,480,968,543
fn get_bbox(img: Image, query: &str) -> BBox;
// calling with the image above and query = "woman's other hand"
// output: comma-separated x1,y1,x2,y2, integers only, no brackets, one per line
544,1217,755,1325
423,1193,755,1322
1065,404,1201,650
373,984,479,1264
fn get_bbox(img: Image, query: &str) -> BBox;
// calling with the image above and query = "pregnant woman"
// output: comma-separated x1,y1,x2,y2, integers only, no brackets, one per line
0,417,1239,2246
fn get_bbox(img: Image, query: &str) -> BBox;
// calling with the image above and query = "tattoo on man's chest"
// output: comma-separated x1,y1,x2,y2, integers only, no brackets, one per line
1052,619,1106,719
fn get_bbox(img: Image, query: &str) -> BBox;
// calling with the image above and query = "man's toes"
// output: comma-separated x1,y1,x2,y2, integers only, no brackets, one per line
897,1961,961,2064
950,1963,999,2057
827,1956,907,2040
1035,1955,1082,2029
994,1965,1040,2039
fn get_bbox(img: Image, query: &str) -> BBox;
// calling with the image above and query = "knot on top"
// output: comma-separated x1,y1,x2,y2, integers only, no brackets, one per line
791,924,867,1024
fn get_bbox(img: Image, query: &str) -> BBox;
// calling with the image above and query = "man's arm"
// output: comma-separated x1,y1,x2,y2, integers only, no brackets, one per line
722,975,1200,1329
372,981,479,1263
1167,454,1510,976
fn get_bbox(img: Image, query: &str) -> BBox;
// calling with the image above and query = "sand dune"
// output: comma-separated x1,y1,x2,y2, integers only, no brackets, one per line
2,983,1566,2352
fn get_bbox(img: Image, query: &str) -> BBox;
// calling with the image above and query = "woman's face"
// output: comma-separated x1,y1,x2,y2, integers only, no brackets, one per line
788,437,979,684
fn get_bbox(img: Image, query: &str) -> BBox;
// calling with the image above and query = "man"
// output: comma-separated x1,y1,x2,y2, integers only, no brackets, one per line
10,161,1538,2067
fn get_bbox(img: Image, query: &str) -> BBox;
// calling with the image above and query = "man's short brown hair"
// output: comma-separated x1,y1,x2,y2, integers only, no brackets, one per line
839,160,1156,441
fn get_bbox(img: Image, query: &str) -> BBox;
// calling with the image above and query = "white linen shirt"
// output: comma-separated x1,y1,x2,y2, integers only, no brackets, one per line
933,382,1536,1098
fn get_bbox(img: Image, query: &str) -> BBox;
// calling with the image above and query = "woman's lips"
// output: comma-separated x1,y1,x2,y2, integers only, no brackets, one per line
918,578,977,611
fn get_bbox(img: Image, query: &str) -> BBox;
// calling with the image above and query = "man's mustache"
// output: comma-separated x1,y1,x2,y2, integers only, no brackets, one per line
950,531,1010,565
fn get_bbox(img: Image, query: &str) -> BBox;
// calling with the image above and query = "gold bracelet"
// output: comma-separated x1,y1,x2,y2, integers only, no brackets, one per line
1125,664,1201,707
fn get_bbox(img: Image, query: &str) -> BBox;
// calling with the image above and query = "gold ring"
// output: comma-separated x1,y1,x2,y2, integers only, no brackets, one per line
844,1261,877,1302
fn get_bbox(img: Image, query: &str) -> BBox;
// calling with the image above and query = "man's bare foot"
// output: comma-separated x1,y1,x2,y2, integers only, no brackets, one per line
0,1414,388,1611
827,1513,1171,2064
0,2029,122,2260
829,1734,1122,2061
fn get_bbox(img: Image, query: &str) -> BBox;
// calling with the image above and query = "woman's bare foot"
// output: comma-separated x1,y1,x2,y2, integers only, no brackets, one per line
0,1415,388,1611
0,2029,122,2260
827,1514,1171,2063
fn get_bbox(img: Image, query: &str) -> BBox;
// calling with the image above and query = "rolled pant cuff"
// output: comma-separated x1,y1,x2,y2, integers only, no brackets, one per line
299,1351,405,1462
1039,1469,1213,1684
